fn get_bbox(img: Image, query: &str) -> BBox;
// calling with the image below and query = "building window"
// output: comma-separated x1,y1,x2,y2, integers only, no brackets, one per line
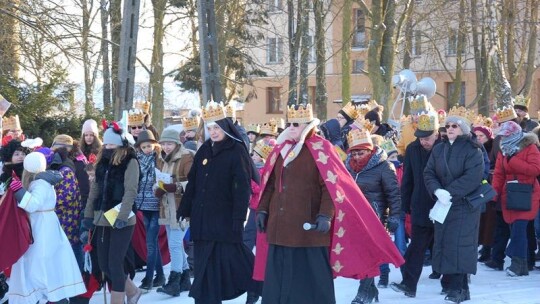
446,29,465,56
352,60,365,74
267,37,283,64
412,30,422,56
446,82,466,106
268,0,282,13
266,87,282,114
308,35,316,63
353,9,366,48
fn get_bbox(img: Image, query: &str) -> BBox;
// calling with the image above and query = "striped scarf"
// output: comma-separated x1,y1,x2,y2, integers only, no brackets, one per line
500,131,524,156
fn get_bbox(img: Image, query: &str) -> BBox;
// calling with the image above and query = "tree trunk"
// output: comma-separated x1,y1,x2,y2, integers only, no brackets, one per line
520,0,537,96
341,0,351,106
504,0,518,91
82,0,95,115
287,0,301,106
448,0,466,109
313,0,327,119
149,0,166,132
0,0,20,78
298,0,309,105
101,0,112,115
486,0,512,108
110,0,122,114
402,0,414,69
378,0,398,118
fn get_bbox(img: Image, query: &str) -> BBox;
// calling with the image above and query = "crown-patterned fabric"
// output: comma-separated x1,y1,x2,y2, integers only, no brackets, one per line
181,116,200,131
202,101,226,123
496,106,518,123
3,115,21,131
287,104,314,124
128,109,145,125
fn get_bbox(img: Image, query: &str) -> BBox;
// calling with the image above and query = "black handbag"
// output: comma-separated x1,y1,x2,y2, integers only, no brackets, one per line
501,158,533,211
464,183,497,210
506,182,533,211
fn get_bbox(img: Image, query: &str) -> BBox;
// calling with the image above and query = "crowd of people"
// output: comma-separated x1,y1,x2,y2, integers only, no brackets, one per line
0,95,538,304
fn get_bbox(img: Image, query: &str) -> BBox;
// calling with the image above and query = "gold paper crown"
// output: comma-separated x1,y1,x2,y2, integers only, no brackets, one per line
380,138,397,153
353,116,375,133
356,105,371,117
410,95,433,115
417,112,439,132
347,128,372,150
134,101,151,114
181,116,200,131
514,95,530,109
340,102,358,120
128,109,145,126
400,115,414,128
287,104,314,123
2,115,20,131
245,124,260,134
496,106,517,123
447,106,476,125
225,104,236,118
202,101,226,123
472,114,493,128
253,140,275,159
260,119,278,136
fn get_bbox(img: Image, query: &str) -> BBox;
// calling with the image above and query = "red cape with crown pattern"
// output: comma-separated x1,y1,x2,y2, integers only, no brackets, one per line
253,134,404,281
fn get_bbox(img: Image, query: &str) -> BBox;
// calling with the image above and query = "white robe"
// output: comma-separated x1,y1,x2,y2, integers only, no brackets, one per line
8,179,86,304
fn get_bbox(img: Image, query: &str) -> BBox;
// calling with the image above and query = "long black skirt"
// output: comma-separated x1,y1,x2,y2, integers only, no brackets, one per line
262,244,335,304
190,240,262,304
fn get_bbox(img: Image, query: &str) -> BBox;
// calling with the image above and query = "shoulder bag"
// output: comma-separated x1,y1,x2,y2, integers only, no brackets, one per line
502,158,532,211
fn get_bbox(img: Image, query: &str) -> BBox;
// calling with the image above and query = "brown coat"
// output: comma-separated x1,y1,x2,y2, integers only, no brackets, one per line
157,146,194,227
258,144,334,247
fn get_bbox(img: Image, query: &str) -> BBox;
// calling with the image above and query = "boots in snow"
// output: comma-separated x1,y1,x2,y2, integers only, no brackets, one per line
179,271,192,292
477,246,491,262
153,274,166,288
506,257,528,277
444,289,466,303
351,278,379,304
138,277,153,291
245,291,260,304
377,270,389,288
157,271,182,297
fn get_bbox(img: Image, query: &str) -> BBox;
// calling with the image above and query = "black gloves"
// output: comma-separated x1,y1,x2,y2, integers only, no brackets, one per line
81,217,95,231
233,219,244,233
315,215,331,233
256,212,268,233
387,216,400,233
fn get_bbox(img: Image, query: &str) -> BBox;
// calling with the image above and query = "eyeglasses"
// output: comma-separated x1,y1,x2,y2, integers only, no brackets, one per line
131,126,143,130
445,124,459,129
286,122,301,128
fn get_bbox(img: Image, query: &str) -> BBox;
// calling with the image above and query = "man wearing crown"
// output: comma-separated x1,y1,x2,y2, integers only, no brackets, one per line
255,104,403,304
513,96,539,132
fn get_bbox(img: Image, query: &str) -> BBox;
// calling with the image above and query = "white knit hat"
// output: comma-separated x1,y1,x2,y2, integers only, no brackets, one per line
24,152,47,174
82,119,99,135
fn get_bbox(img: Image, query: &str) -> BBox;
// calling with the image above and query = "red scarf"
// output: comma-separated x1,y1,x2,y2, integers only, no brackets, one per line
348,149,376,173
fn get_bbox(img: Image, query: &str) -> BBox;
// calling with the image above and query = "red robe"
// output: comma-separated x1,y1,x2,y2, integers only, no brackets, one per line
254,134,404,280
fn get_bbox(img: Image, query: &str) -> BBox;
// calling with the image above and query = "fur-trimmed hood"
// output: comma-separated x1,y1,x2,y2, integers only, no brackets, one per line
519,132,539,150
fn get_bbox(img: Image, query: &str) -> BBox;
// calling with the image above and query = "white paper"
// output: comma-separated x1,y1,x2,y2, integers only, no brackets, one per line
155,168,172,184
429,200,451,224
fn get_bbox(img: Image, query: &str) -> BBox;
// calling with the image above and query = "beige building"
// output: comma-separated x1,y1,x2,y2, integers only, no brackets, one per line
241,0,540,124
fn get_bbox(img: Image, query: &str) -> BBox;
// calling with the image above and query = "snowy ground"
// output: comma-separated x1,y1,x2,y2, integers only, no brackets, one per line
87,260,540,304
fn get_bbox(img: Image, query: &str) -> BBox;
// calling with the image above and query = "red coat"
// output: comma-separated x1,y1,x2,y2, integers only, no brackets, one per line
492,134,540,224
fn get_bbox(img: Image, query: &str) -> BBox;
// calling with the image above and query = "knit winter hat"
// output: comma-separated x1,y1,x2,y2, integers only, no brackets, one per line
497,121,522,137
445,116,471,135
473,126,493,140
159,128,181,144
103,128,124,146
81,119,99,136
23,152,46,174
35,147,55,165
1,139,26,163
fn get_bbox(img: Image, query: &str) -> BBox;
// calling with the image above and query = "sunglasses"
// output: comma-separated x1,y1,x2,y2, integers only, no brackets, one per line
445,124,459,129
286,122,301,127
131,126,144,130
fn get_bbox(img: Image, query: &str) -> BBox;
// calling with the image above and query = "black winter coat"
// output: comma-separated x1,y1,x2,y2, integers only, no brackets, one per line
424,135,484,275
346,148,401,220
179,137,252,243
401,139,437,227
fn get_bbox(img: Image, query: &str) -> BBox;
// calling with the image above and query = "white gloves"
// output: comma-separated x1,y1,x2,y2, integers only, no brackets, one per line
434,189,452,206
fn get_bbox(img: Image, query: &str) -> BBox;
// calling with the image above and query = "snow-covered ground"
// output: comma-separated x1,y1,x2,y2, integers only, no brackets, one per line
87,260,540,304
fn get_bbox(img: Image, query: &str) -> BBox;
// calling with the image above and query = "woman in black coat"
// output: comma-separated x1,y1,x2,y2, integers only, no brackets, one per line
178,114,261,304
345,129,401,303
424,116,484,303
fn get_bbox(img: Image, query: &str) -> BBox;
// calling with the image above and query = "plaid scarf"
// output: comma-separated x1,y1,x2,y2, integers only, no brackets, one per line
500,131,524,156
